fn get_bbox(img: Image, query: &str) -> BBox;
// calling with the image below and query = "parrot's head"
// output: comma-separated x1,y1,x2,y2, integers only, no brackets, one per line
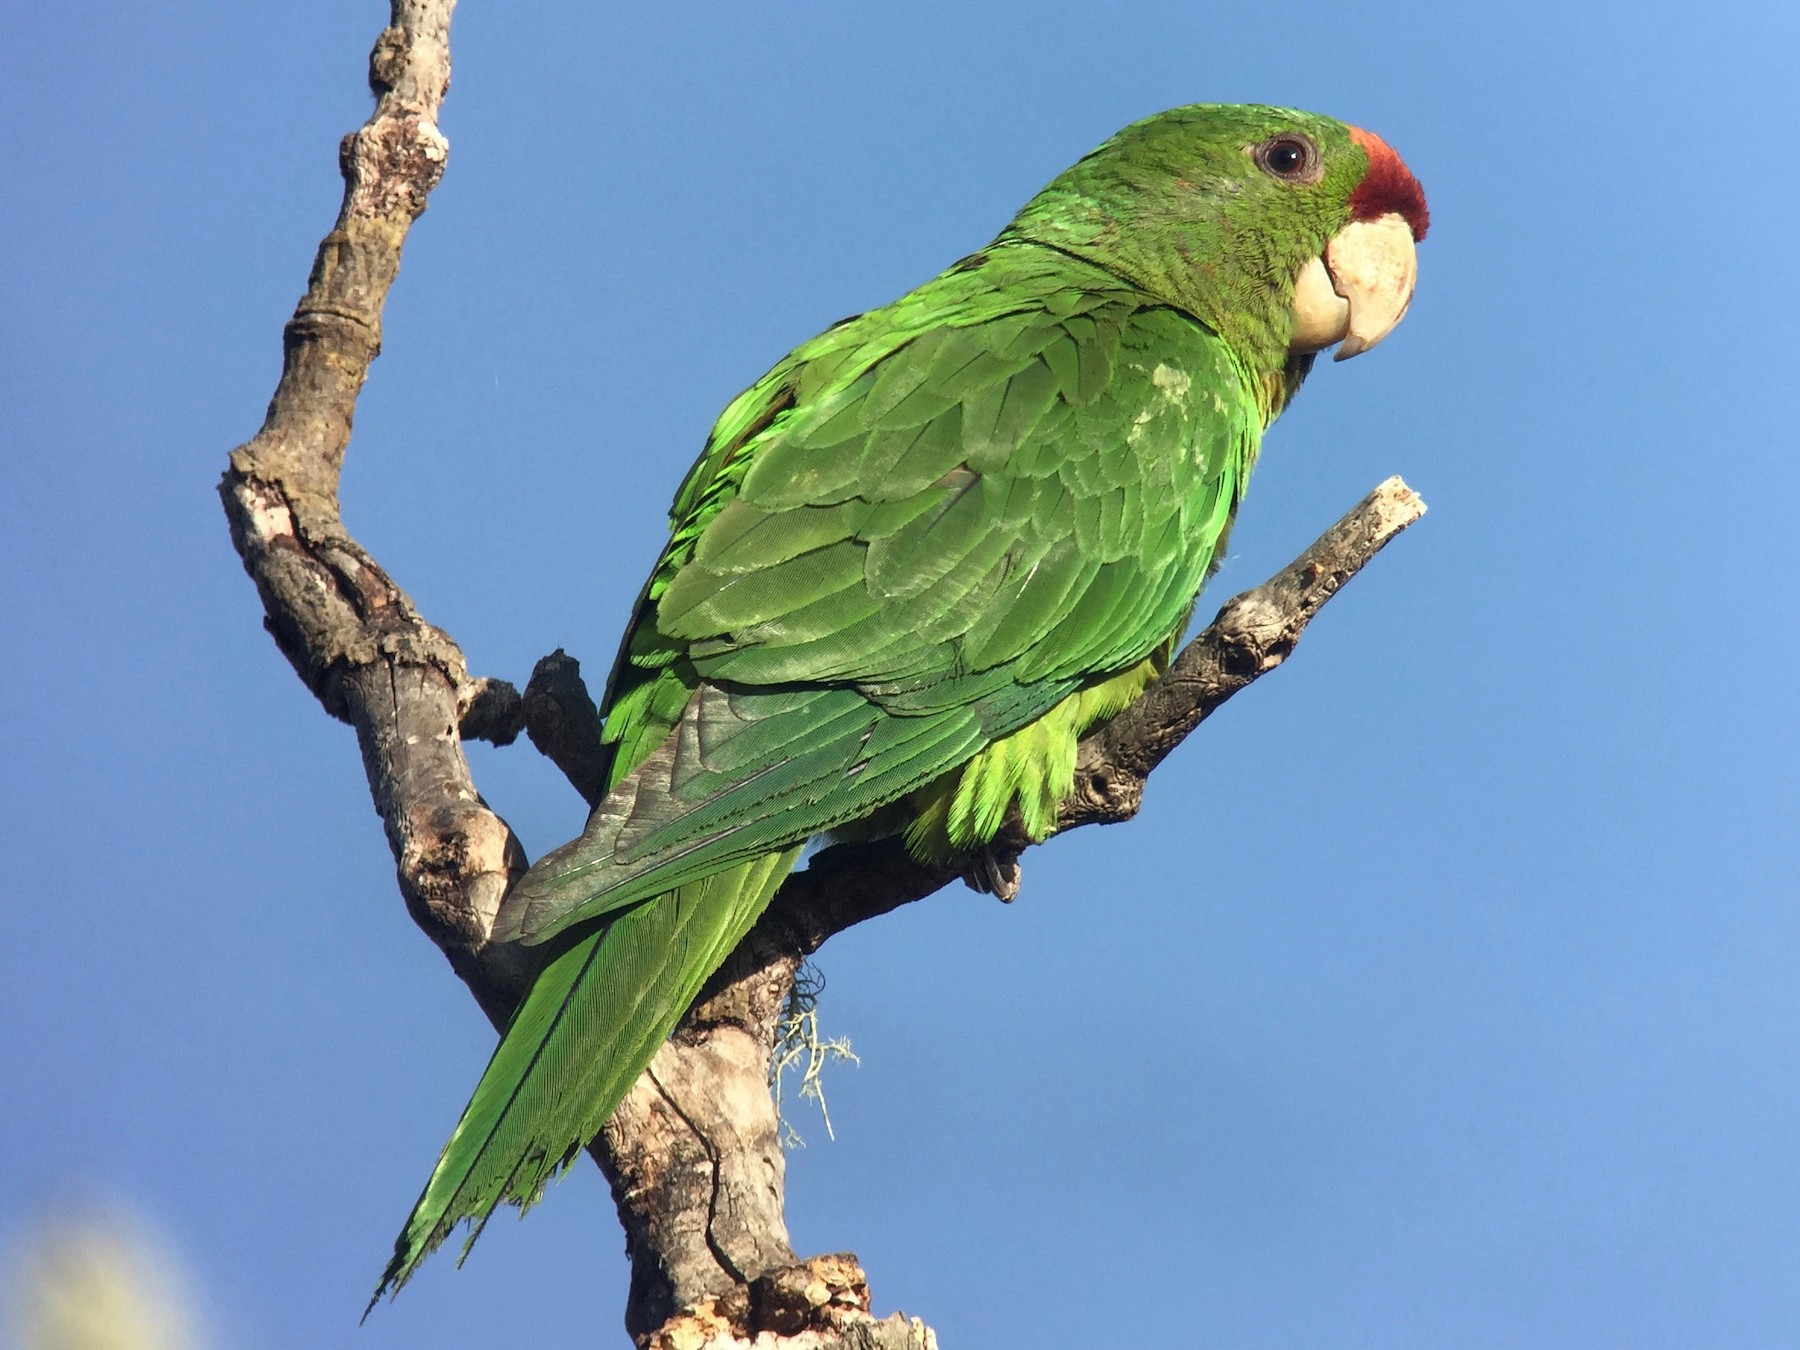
1001,104,1428,374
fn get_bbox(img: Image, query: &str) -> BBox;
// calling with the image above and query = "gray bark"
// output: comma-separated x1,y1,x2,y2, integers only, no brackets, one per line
219,6,1425,1344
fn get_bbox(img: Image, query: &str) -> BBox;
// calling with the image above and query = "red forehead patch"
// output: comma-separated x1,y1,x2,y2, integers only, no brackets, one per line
1347,126,1429,242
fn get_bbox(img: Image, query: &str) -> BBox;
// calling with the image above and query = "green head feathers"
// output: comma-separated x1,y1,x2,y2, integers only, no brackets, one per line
1002,104,1426,371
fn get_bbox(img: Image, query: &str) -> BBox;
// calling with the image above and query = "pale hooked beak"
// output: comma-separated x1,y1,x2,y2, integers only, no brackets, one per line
1287,211,1418,361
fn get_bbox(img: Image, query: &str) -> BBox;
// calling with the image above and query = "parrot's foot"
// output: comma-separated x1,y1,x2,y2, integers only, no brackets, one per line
962,844,1022,902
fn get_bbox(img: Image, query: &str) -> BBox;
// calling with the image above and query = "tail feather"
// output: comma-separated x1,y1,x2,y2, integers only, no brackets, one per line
370,848,801,1308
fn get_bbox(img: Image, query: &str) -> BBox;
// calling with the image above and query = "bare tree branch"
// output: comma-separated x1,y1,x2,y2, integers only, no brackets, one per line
218,8,1422,1346
217,0,541,1017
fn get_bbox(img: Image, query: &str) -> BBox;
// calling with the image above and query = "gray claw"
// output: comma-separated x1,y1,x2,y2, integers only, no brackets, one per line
962,846,1022,902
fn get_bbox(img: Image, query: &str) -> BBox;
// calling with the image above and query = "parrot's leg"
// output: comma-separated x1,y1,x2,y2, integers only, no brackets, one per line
962,843,1023,902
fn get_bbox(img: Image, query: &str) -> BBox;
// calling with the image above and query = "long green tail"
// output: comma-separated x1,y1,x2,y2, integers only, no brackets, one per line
371,847,801,1305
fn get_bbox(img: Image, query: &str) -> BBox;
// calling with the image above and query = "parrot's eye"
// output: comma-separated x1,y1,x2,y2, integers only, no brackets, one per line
1254,134,1322,184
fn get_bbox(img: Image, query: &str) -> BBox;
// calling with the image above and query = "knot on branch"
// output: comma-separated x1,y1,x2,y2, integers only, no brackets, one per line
1216,627,1292,680
343,115,448,222
749,1255,872,1337
368,25,407,94
1071,758,1142,824
641,1254,925,1350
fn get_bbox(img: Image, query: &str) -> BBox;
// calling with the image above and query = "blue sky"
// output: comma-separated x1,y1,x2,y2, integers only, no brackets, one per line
4,1,1799,1345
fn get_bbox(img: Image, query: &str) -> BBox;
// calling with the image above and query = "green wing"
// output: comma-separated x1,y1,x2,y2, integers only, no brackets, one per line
496,242,1260,946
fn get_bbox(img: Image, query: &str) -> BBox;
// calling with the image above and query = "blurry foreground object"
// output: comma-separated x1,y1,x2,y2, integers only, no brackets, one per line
8,1207,206,1350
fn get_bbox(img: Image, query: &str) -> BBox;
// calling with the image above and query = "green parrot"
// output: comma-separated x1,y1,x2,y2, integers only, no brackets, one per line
374,102,1427,1298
